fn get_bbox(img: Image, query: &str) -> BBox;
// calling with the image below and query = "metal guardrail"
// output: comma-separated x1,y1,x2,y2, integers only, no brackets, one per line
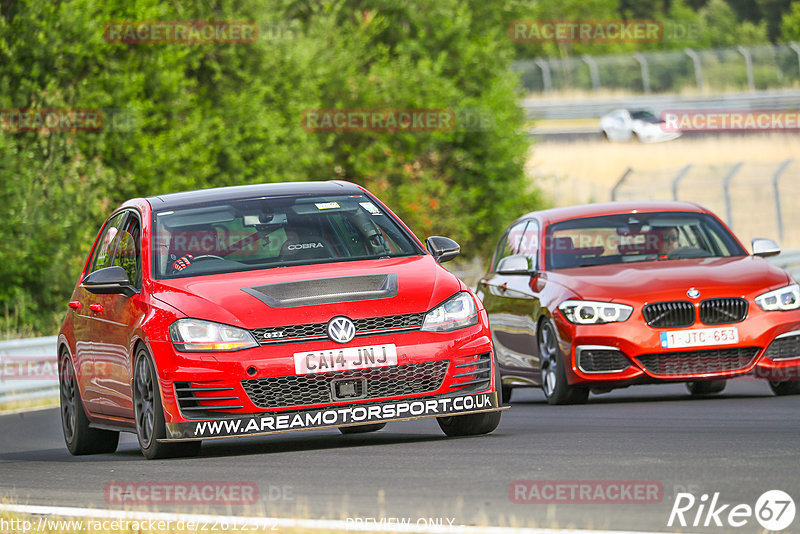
521,88,800,120
515,44,800,96
0,336,58,404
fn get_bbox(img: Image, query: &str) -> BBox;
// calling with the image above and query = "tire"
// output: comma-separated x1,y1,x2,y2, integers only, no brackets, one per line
59,349,120,455
437,411,501,437
686,380,727,396
339,423,386,434
501,384,513,403
133,346,201,459
539,319,589,405
769,380,800,396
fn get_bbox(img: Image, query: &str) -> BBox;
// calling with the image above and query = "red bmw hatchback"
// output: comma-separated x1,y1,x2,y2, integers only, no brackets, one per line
480,201,800,404
58,181,502,458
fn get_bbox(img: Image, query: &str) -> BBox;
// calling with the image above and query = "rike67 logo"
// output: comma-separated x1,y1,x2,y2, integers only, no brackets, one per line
669,490,795,530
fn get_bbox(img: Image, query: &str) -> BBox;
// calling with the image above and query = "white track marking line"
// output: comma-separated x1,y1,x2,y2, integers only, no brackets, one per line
0,503,695,534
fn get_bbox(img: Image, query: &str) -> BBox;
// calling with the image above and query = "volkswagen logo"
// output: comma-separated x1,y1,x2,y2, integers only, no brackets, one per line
687,288,701,299
327,316,356,344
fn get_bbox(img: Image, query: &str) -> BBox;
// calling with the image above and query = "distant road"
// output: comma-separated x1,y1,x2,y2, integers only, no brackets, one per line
521,89,800,120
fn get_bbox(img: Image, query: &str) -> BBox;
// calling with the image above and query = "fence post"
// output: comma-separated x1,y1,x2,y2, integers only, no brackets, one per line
722,162,744,228
737,46,755,92
772,159,793,243
671,164,693,200
790,43,800,77
611,168,633,201
582,55,600,92
534,58,552,94
633,52,651,94
685,48,704,91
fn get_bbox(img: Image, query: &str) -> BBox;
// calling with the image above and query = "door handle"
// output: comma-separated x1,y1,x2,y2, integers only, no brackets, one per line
499,282,508,292
68,301,82,310
89,303,104,313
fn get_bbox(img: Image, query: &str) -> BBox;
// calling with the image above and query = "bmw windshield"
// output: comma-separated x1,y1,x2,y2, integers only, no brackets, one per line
545,211,747,270
152,193,423,278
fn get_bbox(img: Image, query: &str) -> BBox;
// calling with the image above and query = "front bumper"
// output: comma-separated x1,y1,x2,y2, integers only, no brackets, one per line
553,309,800,386
148,317,496,424
164,391,504,441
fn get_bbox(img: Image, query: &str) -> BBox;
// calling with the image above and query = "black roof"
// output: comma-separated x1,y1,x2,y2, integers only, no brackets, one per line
146,181,363,210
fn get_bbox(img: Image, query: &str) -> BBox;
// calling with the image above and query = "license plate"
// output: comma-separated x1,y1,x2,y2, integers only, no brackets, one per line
294,344,397,374
659,327,739,349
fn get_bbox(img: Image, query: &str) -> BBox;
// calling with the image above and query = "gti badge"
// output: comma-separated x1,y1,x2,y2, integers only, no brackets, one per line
687,288,700,299
262,330,284,339
327,316,356,344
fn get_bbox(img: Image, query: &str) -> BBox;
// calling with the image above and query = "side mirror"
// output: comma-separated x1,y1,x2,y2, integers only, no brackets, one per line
426,236,460,264
497,254,535,275
82,266,137,297
752,238,780,258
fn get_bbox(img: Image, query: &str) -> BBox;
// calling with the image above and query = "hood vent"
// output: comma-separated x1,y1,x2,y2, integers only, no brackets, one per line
242,273,398,308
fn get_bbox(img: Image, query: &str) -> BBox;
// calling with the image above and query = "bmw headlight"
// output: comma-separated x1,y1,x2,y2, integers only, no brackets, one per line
755,284,800,311
170,318,258,352
421,292,478,332
558,300,633,325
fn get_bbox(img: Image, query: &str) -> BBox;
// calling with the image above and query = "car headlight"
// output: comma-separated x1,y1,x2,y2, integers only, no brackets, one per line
558,300,633,324
169,318,258,352
421,292,478,332
755,284,800,311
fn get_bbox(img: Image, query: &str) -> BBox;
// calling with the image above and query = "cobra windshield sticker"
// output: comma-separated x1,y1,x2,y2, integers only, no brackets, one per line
315,202,340,210
359,202,381,215
182,393,497,438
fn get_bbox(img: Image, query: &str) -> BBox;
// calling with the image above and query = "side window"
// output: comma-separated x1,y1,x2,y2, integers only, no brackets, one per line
518,220,539,267
88,212,128,274
492,220,530,271
113,216,142,288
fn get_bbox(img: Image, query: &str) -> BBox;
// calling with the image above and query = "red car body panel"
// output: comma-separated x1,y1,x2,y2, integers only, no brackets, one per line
481,201,800,396
58,182,502,442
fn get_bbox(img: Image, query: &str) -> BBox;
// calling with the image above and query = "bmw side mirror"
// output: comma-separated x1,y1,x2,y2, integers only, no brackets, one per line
83,266,137,297
426,236,460,264
497,254,536,275
752,238,780,258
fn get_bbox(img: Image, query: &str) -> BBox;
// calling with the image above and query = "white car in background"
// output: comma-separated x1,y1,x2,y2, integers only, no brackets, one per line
600,109,681,143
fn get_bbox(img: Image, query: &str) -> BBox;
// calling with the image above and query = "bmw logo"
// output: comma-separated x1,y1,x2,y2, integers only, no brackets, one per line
687,288,700,299
327,316,356,344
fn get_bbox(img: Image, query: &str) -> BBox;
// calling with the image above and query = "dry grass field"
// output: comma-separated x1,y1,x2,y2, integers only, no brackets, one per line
526,134,800,249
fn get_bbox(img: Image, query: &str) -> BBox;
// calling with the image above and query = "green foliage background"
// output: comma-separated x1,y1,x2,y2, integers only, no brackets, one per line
0,0,540,336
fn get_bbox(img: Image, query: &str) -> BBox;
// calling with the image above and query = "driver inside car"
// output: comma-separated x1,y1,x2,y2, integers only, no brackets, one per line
658,226,680,255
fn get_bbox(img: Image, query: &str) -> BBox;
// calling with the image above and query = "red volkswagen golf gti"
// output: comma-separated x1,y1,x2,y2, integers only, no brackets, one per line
58,181,503,458
480,201,800,404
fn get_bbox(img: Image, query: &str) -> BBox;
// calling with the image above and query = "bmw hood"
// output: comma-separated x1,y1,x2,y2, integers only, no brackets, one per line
546,256,792,303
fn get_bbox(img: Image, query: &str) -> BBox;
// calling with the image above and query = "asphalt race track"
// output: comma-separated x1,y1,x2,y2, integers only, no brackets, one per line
1,379,799,533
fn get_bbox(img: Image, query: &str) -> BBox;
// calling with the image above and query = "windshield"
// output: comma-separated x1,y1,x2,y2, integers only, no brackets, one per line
630,110,659,123
152,194,422,278
545,211,746,270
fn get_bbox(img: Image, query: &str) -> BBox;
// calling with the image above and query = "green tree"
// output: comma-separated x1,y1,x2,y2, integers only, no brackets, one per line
0,0,539,335
779,0,800,40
